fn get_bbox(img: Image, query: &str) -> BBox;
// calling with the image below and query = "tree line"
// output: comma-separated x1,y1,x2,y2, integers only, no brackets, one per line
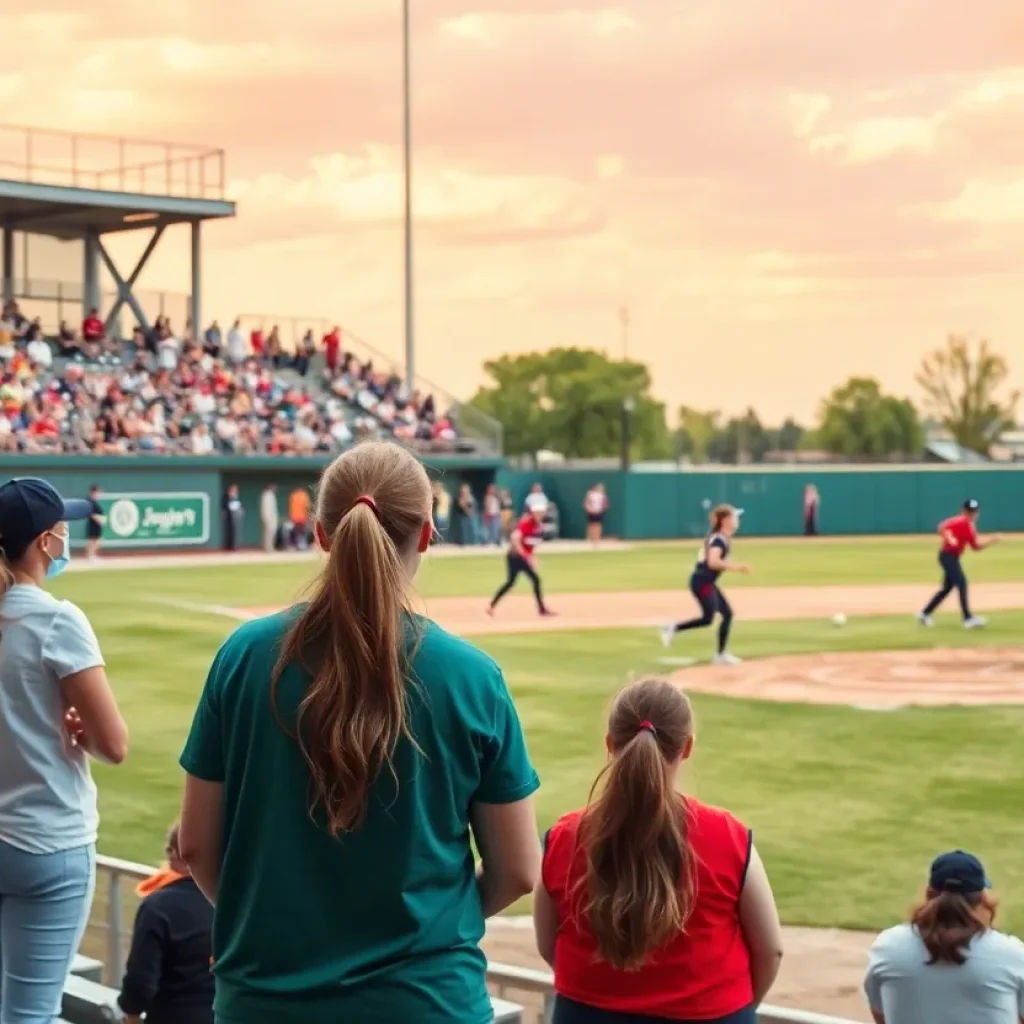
468,336,1019,462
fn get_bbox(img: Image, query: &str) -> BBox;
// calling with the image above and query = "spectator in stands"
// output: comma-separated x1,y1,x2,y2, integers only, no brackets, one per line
266,324,283,368
534,678,783,1024
204,320,222,360
864,851,1024,1024
57,318,80,356
295,328,316,376
82,306,106,348
324,325,341,375
0,478,129,1023
226,318,247,366
118,822,214,1024
178,441,541,1024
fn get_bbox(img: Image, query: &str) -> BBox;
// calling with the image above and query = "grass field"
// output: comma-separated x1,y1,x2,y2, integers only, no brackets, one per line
57,536,1024,936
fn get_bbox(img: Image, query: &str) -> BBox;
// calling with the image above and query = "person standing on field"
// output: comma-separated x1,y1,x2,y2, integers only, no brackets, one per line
260,485,279,553
583,483,609,546
0,477,129,1023
177,441,541,1024
85,483,105,562
802,484,820,537
918,499,1000,629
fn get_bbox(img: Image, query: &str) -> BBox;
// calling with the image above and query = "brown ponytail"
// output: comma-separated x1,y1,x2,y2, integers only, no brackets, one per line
272,441,432,836
0,547,15,598
709,504,731,533
911,889,997,965
575,678,695,971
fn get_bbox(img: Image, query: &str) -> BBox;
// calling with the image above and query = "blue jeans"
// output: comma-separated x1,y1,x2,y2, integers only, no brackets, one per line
0,839,96,1024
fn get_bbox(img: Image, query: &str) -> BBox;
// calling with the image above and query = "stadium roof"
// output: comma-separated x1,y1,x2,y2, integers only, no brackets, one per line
0,179,236,239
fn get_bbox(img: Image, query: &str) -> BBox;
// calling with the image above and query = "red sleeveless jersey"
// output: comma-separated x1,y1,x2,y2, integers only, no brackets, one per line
542,797,753,1019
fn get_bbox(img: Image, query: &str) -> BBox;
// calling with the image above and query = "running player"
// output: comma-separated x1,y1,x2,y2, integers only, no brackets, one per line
918,498,1001,629
487,499,555,617
660,504,749,664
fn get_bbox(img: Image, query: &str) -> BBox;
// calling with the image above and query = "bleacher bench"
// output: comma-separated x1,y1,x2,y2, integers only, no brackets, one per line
61,975,120,1023
70,954,104,984
62,973,523,1024
491,995,524,1023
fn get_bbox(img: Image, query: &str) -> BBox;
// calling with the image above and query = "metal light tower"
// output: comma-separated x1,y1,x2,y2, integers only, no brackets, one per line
402,0,415,391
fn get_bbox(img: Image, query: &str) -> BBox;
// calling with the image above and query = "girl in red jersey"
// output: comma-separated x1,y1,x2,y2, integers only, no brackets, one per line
918,499,1001,629
533,679,783,1024
487,499,555,617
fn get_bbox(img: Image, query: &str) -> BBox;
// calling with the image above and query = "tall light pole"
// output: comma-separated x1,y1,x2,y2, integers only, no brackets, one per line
402,0,415,391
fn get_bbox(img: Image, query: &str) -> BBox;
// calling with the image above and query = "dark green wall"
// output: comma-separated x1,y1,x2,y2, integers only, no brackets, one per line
499,466,1024,539
0,454,504,550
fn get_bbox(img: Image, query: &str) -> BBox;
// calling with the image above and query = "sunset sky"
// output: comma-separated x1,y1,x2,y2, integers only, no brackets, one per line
2,0,1023,423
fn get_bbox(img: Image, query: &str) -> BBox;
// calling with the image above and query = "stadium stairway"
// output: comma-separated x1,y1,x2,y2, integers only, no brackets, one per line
62,952,525,1024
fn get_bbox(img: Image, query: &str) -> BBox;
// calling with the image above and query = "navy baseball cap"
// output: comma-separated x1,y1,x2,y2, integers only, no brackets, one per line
0,478,93,561
929,850,991,894
963,498,980,512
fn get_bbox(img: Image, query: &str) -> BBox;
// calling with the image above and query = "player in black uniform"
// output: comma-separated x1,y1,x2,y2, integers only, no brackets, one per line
660,504,750,664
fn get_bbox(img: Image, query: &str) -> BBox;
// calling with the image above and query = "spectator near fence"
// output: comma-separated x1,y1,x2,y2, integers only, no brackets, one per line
177,441,541,1024
864,851,1024,1024
118,822,214,1024
533,678,783,1024
0,478,129,1023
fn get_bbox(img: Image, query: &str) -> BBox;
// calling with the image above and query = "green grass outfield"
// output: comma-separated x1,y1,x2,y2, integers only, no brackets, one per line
52,538,1024,935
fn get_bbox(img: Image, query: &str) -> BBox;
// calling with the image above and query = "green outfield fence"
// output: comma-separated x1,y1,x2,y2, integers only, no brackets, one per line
498,464,1024,541
3,456,1022,549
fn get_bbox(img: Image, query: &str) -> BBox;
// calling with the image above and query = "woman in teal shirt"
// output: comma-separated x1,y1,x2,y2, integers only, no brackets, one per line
178,442,542,1024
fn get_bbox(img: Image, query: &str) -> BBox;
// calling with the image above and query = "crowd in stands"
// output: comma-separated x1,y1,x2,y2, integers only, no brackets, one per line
0,300,462,456
4,448,1024,1024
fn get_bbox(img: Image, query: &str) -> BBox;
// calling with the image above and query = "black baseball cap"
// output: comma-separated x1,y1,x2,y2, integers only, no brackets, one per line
929,850,991,894
0,478,93,561
963,499,980,512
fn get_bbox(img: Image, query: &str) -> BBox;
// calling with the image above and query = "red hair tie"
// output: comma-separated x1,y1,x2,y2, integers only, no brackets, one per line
352,494,380,519
638,720,657,736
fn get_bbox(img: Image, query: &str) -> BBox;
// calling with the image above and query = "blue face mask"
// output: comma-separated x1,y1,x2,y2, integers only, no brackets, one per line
45,532,70,578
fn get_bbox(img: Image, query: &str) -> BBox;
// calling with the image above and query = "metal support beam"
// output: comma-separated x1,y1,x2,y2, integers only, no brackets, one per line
190,221,201,337
83,230,101,315
402,0,415,392
97,225,164,334
1,227,13,305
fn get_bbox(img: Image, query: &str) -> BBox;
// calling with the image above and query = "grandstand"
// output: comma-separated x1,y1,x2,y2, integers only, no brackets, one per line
0,124,502,458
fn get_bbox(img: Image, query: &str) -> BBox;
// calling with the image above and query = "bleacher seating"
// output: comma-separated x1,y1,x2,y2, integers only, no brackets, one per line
0,302,475,456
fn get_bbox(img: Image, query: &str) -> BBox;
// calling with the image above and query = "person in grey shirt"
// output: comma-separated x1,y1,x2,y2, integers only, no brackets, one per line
0,478,129,1023
864,851,1024,1024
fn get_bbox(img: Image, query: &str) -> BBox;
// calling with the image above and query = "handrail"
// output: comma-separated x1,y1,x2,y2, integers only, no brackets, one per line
93,855,862,1024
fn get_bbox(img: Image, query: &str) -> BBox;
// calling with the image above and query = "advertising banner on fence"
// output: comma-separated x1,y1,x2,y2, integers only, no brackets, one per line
100,492,211,547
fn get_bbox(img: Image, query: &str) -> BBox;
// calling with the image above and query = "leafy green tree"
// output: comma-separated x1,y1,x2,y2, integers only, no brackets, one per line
916,335,1019,456
469,348,671,459
677,407,720,463
817,377,922,458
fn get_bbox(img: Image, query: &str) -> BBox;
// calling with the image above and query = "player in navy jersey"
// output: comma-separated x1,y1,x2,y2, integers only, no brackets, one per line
487,499,555,617
660,504,750,664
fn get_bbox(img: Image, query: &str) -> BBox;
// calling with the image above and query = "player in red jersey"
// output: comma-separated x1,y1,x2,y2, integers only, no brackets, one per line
918,499,1001,629
487,499,555,617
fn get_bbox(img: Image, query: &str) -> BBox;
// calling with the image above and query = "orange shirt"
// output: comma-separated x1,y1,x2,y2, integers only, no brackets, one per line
289,489,310,525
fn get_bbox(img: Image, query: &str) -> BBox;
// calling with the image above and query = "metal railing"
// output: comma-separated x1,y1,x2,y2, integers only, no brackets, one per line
0,124,225,200
92,855,862,1024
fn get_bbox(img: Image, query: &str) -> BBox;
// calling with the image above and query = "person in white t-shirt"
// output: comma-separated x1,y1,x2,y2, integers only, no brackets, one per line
583,482,609,546
864,851,1024,1024
227,318,247,365
0,478,129,1023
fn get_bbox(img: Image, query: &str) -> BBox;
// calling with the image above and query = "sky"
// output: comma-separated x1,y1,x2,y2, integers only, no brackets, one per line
2,0,1023,423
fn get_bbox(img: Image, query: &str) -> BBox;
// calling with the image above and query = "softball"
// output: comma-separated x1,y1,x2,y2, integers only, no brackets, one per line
832,612,847,627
